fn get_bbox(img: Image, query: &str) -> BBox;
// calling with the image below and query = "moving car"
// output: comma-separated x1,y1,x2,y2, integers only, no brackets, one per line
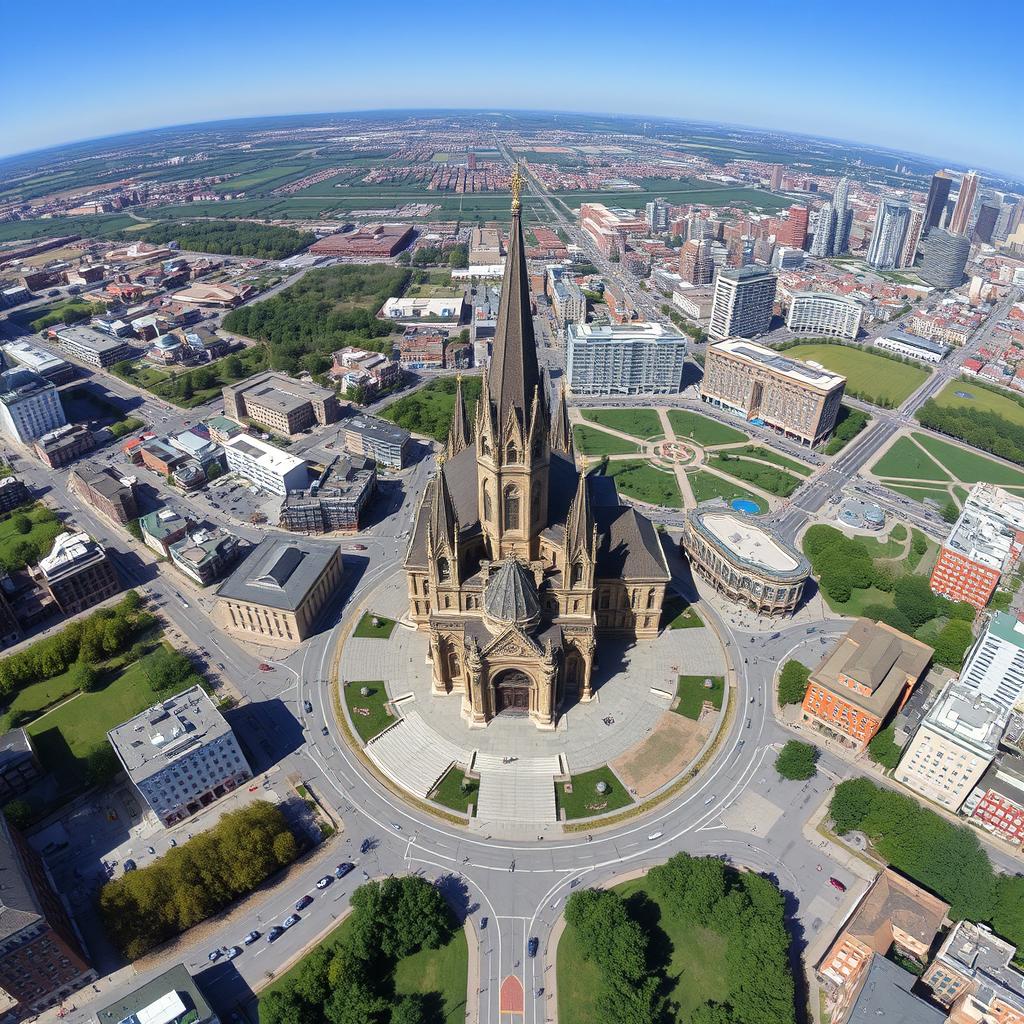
335,862,354,878
283,914,301,928
295,895,313,911
527,937,539,958
316,876,333,889
267,926,283,943
321,725,329,736
303,700,313,713
207,949,221,962
225,946,242,960
829,877,847,892
243,931,260,945
258,663,274,672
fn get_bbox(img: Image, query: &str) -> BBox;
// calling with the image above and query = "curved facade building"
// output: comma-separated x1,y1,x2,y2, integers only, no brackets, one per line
682,510,811,616
786,292,863,340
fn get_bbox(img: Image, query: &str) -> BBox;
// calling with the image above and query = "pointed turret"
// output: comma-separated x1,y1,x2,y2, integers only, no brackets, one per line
428,464,458,554
446,375,472,457
565,469,594,559
550,380,573,456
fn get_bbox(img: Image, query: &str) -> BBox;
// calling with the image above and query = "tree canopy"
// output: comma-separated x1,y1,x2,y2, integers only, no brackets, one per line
774,740,818,780
777,661,810,706
130,220,314,260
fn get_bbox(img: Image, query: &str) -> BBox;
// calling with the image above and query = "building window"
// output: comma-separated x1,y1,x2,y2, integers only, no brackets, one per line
505,443,518,464
504,485,520,530
483,482,492,522
570,561,583,588
437,557,451,582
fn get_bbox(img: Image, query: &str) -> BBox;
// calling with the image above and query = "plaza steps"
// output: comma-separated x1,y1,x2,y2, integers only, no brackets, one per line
365,713,471,799
474,753,561,824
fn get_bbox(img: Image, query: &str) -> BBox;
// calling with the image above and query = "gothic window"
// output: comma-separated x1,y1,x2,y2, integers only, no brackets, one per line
423,581,430,596
483,482,493,522
481,435,490,456
570,561,583,588
504,485,520,530
599,591,610,610
646,588,656,609
506,442,519,464
437,557,451,583
447,649,460,680
631,590,638,609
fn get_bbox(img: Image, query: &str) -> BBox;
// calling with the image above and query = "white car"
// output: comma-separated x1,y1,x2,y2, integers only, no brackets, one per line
316,875,333,889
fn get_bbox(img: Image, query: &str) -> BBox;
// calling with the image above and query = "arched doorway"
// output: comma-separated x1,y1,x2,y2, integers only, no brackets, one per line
493,668,532,715
564,648,583,700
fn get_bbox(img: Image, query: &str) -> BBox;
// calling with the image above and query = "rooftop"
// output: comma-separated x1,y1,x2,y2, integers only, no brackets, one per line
922,680,1008,755
37,532,107,579
566,322,687,344
848,956,946,1024
934,920,1024,1014
232,371,334,409
343,415,410,446
96,964,215,1024
881,329,950,356
692,510,808,576
1,340,70,373
711,338,846,391
140,508,190,541
55,325,127,354
216,535,340,612
223,434,306,475
0,367,56,406
717,264,777,284
981,610,1024,650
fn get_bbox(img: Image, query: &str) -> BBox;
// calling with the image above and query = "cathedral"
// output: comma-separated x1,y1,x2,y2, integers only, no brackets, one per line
404,179,670,729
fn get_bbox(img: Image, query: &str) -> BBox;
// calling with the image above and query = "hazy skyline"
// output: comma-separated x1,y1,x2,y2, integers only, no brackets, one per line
4,0,1023,177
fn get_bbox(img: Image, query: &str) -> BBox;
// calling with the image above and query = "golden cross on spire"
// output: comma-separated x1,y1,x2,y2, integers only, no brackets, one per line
510,163,524,213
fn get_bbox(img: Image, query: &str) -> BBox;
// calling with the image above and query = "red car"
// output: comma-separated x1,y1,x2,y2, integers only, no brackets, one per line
829,877,847,892
258,663,274,672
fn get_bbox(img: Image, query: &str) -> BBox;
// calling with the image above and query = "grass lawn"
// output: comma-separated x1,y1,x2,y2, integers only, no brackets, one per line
731,444,813,476
430,766,478,815
666,409,747,446
353,612,397,639
820,584,896,617
556,766,634,820
606,460,682,507
557,878,729,1024
381,377,481,442
342,681,394,743
782,343,929,406
953,485,969,506
573,424,640,456
668,606,703,629
932,379,1024,428
581,408,664,440
913,433,1024,486
707,454,801,496
674,674,724,719
121,345,268,409
0,666,79,732
888,483,955,507
0,504,64,571
871,436,950,481
687,470,764,511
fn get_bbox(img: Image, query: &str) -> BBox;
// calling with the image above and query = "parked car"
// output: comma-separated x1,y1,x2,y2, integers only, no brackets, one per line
243,931,260,945
316,876,333,889
295,895,313,911
321,725,329,736
527,937,539,958
336,862,354,878
829,877,847,892
123,859,137,872
303,700,313,713
259,663,274,672
225,946,242,960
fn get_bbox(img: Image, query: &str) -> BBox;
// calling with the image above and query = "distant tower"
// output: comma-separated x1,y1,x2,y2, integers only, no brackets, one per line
777,205,809,249
810,202,835,258
831,177,852,254
900,205,926,268
949,170,979,236
468,152,477,170
679,238,714,285
769,164,785,190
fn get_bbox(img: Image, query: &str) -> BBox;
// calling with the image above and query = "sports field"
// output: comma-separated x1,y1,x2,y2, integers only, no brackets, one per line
781,343,930,406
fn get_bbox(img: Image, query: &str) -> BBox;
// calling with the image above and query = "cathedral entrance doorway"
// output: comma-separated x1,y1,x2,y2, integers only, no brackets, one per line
494,669,532,715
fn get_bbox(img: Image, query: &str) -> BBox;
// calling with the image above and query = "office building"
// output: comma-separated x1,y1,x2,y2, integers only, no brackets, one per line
785,292,863,339
682,510,810,616
963,754,1024,845
33,423,94,468
0,477,28,515
308,223,413,258
678,238,715,285
140,508,192,558
924,171,953,232
35,532,121,615
469,226,504,265
810,201,835,258
566,322,688,395
169,527,241,586
950,170,980,237
769,164,785,190
895,681,1007,810
280,456,376,534
801,619,932,749
0,369,66,445
974,200,1001,244
920,227,971,289
866,200,911,270
214,536,344,644
930,482,1024,609
645,199,669,233
900,204,926,268
845,957,946,1024
1,341,74,385
701,338,846,447
959,612,1024,711
381,295,465,321
0,816,96,1017
69,466,138,525
340,416,411,469
549,275,586,328
53,326,133,368
874,330,949,364
224,371,339,437
96,964,219,1024
206,415,246,446
579,203,646,256
108,686,252,828
0,730,43,802
671,287,714,320
777,205,809,249
222,435,308,496
708,265,777,341
773,245,806,271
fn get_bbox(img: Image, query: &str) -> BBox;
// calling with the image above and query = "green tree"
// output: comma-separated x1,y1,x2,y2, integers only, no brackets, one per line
777,661,810,706
893,574,937,627
867,724,903,770
933,619,975,669
391,995,428,1024
775,740,817,780
70,659,99,693
940,499,959,523
10,514,30,535
3,799,32,830
829,777,879,834
224,354,244,380
180,376,194,401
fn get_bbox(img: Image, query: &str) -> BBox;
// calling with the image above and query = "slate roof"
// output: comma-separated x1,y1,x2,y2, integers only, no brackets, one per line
484,559,540,625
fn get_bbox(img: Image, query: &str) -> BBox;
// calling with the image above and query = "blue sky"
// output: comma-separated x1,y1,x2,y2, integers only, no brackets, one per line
3,0,1022,176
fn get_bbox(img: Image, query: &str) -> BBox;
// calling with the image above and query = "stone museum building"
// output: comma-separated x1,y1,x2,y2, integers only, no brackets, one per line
404,181,670,730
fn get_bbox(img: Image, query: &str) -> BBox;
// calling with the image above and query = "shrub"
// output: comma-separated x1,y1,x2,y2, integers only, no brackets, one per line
867,724,903,770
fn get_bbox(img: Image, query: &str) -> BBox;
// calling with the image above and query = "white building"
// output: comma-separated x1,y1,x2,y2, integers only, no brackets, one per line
222,435,308,496
1,341,74,384
959,612,1024,711
866,200,911,270
785,292,863,339
380,296,465,321
895,681,1008,811
874,330,950,364
0,368,66,444
708,265,777,341
566,322,688,395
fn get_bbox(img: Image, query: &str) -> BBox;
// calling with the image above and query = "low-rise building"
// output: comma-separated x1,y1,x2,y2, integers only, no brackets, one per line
566,322,688,395
280,456,376,534
308,223,413,258
224,371,339,437
785,292,863,339
873,329,950,364
396,328,446,368
0,368,66,444
69,466,138,525
330,347,402,397
470,226,504,265
170,282,253,308
108,685,252,828
682,510,811,616
206,415,246,445
168,429,220,467
802,619,932,749
671,287,715,320
380,295,465,321
0,729,43,802
34,423,95,468
0,477,29,514
895,680,1008,810
139,438,187,477
139,508,193,557
168,527,241,585
214,536,344,644
35,532,121,615
222,435,308,496
844,957,946,1024
341,415,411,469
53,325,133,367
1,341,75,384
96,964,219,1024
963,754,1024,845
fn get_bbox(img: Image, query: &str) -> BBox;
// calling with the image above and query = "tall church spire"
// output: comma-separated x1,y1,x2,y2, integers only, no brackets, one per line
565,469,594,559
428,465,458,553
446,375,471,457
550,379,573,456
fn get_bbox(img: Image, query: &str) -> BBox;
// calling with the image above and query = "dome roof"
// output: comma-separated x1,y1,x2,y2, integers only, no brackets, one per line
483,558,540,629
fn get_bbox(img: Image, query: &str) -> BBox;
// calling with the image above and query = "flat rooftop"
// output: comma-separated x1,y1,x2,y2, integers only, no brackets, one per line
567,322,686,344
0,367,55,405
96,963,215,1024
924,680,1008,753
692,510,807,576
224,434,306,474
944,508,1016,571
55,325,126,353
881,329,950,355
343,415,410,446
711,338,846,391
233,371,334,408
216,535,339,611
2,340,70,373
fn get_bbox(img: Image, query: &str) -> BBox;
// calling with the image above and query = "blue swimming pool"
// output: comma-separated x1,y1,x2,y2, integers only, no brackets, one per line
731,498,761,515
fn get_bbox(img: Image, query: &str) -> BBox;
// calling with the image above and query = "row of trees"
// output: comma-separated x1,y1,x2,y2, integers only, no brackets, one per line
222,264,408,375
30,300,107,333
259,876,456,1024
0,591,152,700
129,221,315,260
139,645,204,695
916,393,1024,468
100,803,300,959
825,406,869,455
659,303,708,342
829,778,1024,948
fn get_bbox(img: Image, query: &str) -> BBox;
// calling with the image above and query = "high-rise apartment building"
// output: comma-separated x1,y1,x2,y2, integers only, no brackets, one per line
785,292,863,339
832,177,852,254
769,164,785,190
958,612,1024,711
579,203,646,256
700,338,846,447
949,170,980,237
708,266,777,341
0,368,66,445
973,200,1000,244
920,228,971,289
645,199,669,233
924,171,953,232
777,205,809,249
566,322,687,395
810,202,835,258
900,204,926,268
866,200,911,270
679,238,715,285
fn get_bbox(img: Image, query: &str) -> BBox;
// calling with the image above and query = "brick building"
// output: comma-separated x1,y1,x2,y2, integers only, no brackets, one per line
35,532,121,616
33,424,95,468
223,372,339,437
962,754,1024,845
69,466,138,525
308,224,413,258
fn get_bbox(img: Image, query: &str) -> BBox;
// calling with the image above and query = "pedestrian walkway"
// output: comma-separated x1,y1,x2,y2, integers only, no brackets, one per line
474,753,561,823
365,712,470,799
